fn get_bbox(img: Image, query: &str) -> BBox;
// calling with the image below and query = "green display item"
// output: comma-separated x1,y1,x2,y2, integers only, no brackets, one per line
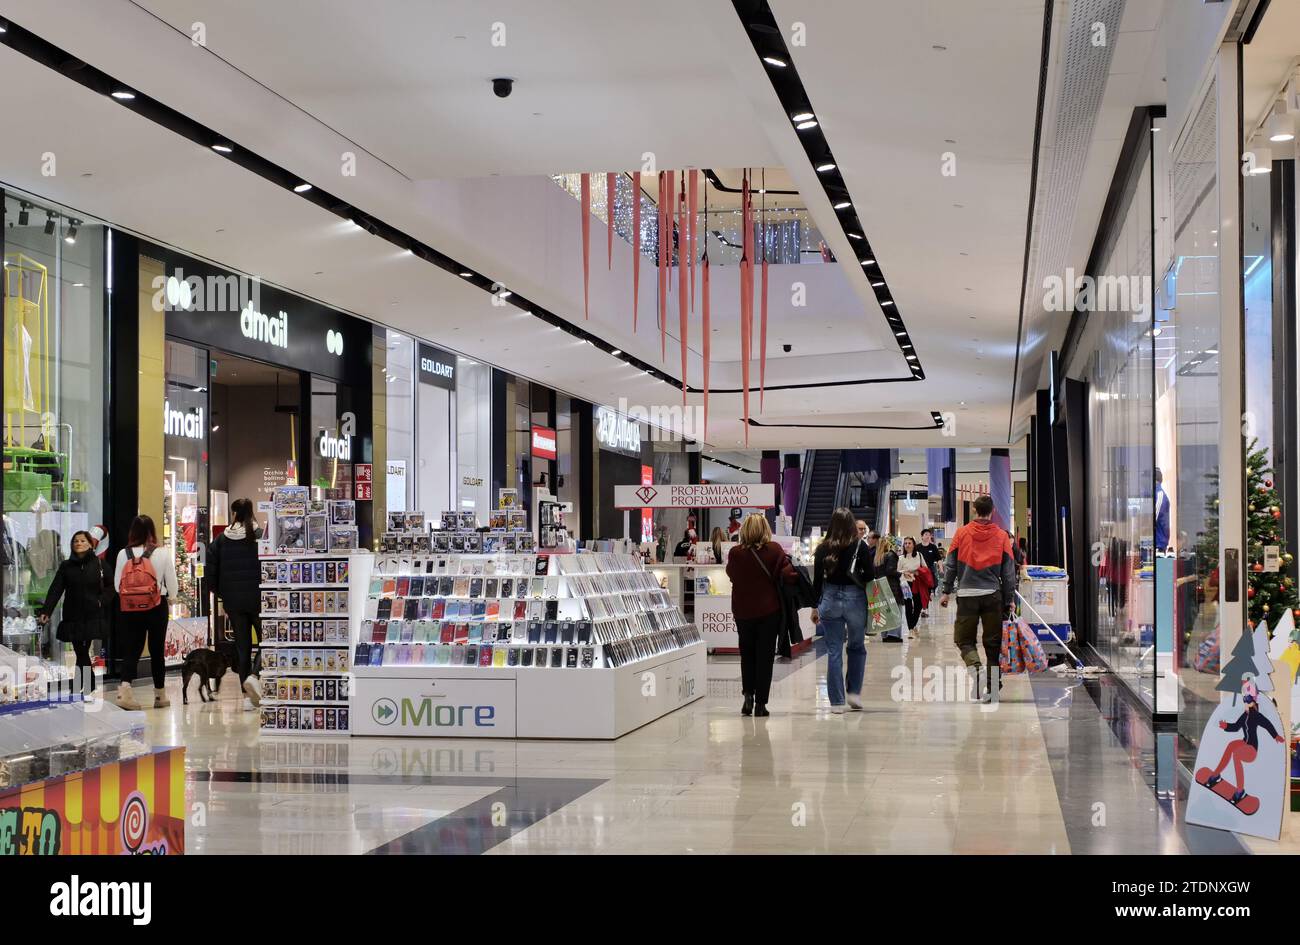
2,469,52,510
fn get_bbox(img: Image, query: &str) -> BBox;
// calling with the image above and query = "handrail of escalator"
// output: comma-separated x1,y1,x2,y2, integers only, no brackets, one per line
794,449,815,538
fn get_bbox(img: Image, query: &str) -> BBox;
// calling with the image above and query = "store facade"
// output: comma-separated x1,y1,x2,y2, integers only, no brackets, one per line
114,241,376,666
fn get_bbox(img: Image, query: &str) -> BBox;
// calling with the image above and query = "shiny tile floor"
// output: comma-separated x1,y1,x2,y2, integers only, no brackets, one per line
135,612,1260,854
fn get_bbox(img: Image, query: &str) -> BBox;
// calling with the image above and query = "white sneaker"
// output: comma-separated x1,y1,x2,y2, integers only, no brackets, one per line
243,697,255,712
115,682,140,710
846,693,863,711
242,675,262,706
830,704,846,714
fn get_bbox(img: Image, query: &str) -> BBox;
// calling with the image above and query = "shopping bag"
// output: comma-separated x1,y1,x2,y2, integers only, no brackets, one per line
866,578,902,636
999,620,1026,675
1016,619,1049,673
1192,626,1220,674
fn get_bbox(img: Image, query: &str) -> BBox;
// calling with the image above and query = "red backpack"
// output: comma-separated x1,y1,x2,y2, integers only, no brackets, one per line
120,546,162,612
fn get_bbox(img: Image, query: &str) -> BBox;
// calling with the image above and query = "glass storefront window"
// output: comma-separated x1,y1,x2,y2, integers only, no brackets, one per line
455,357,492,517
163,341,209,635
384,330,415,517
1171,84,1223,750
2,194,106,660
1087,151,1155,708
310,376,356,501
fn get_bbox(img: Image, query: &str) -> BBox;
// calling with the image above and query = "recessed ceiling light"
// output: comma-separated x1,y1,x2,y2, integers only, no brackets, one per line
498,290,512,299
816,163,836,172
72,282,85,287
860,258,875,266
881,300,894,306
792,112,814,122
763,56,787,67
894,330,906,336
211,142,234,153
293,182,312,193
611,349,621,356
833,201,851,209
459,271,473,277
847,233,862,240
796,120,818,130
872,281,884,287
111,90,135,100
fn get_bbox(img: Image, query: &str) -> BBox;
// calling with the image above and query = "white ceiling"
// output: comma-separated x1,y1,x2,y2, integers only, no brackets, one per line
0,0,1151,451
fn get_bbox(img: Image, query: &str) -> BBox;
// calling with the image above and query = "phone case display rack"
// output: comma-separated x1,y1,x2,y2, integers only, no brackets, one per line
350,551,706,739
256,553,354,735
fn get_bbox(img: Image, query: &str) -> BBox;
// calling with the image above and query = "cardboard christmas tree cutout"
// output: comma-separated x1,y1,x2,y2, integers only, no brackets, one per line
1186,622,1287,840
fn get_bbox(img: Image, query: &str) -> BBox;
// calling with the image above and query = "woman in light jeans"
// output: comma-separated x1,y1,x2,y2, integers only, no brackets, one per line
810,508,871,712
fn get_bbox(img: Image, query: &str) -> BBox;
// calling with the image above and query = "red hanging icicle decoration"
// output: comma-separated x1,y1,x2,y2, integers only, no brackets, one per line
606,173,616,270
580,173,591,320
701,184,711,442
688,169,698,313
658,171,668,361
739,170,752,444
678,175,688,405
760,170,769,411
632,171,642,332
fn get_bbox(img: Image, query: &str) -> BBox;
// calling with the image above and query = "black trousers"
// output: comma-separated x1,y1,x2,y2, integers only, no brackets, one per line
905,594,923,630
736,611,782,704
118,602,169,688
71,640,96,693
227,610,261,682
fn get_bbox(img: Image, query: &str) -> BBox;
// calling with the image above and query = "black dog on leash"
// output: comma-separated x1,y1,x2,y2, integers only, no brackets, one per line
182,646,236,704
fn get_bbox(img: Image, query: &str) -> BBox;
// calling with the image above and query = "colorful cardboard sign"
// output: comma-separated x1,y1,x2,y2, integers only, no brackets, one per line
0,747,185,855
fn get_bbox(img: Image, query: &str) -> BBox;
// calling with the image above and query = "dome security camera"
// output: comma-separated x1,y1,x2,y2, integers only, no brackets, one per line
782,343,793,353
492,77,514,98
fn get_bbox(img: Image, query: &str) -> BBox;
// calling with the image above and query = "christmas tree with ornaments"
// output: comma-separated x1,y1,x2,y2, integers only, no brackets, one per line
1244,441,1299,635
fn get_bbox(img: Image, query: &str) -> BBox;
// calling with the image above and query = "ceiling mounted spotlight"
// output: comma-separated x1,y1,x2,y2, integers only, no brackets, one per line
763,56,787,67
1267,101,1294,142
796,120,818,130
816,162,836,172
0,19,8,33
792,112,814,122
17,202,29,226
1248,140,1273,174
111,89,135,100
859,258,875,266
211,142,233,153
64,221,79,244
458,271,473,277
44,211,55,235
880,300,894,306
293,182,312,193
833,201,851,209
872,281,884,287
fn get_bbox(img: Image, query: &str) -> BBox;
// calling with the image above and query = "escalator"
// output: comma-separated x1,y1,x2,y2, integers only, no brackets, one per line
795,450,843,537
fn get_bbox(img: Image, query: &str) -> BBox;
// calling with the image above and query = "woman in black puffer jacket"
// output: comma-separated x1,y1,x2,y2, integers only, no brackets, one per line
208,498,264,707
38,530,111,694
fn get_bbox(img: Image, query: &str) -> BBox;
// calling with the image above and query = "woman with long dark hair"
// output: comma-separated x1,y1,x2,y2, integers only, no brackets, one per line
38,530,110,695
113,514,178,709
898,536,927,637
209,498,264,707
810,508,870,712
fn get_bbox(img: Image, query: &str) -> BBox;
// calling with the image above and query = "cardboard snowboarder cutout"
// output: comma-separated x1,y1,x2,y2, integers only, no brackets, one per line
1186,621,1287,840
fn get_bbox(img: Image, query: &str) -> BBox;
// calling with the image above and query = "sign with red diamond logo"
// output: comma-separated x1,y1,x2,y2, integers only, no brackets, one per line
613,483,775,509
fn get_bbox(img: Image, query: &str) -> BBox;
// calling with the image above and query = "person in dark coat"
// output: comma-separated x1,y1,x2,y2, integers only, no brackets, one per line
726,513,797,717
37,530,111,694
208,498,264,707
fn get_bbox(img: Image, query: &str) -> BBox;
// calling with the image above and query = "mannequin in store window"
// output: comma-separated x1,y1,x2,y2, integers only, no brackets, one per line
1154,467,1170,555
208,498,265,710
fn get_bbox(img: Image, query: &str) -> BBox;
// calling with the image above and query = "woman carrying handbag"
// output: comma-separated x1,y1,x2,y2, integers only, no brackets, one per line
725,514,797,716
810,508,872,712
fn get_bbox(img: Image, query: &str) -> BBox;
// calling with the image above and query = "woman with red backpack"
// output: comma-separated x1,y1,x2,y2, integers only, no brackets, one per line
113,515,178,709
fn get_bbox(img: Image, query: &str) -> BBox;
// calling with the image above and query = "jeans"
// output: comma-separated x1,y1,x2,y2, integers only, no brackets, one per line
818,583,867,706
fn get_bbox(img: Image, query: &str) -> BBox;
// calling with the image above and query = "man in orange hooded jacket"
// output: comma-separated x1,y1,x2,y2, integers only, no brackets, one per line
938,494,1017,701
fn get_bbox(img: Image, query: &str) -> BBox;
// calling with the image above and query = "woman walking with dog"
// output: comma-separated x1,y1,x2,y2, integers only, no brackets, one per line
208,498,264,709
37,529,111,696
